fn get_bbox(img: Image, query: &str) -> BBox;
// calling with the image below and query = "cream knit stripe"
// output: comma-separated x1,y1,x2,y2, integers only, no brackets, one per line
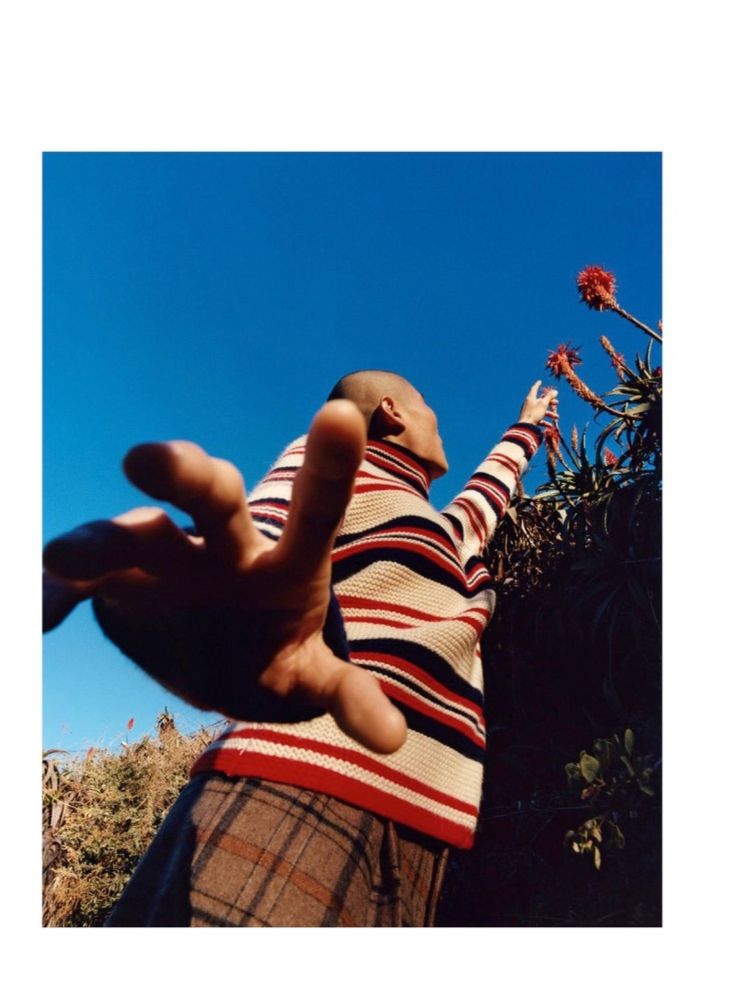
351,656,486,734
204,737,478,828
191,427,543,846
333,529,466,576
209,722,483,807
442,425,539,553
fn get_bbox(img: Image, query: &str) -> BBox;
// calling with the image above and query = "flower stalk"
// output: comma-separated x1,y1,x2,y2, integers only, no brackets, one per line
577,265,662,343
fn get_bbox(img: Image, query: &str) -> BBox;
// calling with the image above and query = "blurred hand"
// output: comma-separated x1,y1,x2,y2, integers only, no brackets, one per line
43,400,407,755
518,380,559,428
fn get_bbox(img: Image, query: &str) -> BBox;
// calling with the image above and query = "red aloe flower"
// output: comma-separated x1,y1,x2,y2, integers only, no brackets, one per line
543,424,566,477
600,335,627,380
603,448,618,467
577,265,617,311
546,343,582,380
544,422,562,449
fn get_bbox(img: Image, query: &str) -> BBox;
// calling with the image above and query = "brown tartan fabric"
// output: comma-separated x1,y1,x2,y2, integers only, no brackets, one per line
105,773,450,927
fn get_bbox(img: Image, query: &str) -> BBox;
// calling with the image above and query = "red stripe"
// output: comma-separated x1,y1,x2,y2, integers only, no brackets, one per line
344,614,416,630
343,527,460,569
332,538,464,581
453,499,485,545
467,478,508,510
251,507,287,519
355,469,406,486
336,594,491,626
366,445,430,484
191,750,475,848
366,454,423,485
343,610,486,634
353,482,422,497
466,561,490,581
203,727,478,815
487,452,520,478
352,650,486,723
380,681,485,748
504,429,537,455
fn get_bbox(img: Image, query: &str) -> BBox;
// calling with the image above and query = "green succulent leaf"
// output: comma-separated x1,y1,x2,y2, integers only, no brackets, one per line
579,754,600,782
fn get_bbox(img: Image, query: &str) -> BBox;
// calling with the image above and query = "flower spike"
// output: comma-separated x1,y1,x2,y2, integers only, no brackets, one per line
577,266,617,311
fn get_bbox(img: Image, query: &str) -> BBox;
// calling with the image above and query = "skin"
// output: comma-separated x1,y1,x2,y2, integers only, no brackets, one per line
43,379,557,754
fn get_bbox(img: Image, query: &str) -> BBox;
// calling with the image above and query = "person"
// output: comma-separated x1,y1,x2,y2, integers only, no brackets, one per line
43,372,558,926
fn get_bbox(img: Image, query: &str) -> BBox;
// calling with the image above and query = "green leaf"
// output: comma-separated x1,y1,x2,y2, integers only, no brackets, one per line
624,728,635,755
620,754,636,776
580,754,600,782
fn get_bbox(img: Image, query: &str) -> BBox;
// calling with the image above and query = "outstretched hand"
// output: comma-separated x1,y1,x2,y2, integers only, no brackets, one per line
43,400,407,755
518,380,559,429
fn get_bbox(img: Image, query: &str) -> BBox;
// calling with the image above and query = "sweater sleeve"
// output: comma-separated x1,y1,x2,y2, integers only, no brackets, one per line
441,422,544,555
91,436,350,723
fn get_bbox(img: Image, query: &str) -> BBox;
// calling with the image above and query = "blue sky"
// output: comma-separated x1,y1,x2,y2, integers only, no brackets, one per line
43,152,661,752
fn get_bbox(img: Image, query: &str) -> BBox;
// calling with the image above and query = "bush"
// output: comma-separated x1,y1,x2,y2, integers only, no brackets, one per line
43,711,218,927
437,266,662,926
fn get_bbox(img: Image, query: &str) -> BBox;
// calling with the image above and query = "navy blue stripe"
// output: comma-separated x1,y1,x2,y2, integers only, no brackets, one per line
502,434,536,459
441,511,464,539
335,513,456,549
469,472,511,501
251,513,286,529
333,546,473,595
466,488,502,521
364,451,428,498
350,637,485,708
389,700,485,763
355,660,483,730
252,523,282,541
249,496,290,507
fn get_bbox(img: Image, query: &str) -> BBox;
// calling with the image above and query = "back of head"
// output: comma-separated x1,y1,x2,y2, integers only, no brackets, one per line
327,370,413,434
327,369,448,478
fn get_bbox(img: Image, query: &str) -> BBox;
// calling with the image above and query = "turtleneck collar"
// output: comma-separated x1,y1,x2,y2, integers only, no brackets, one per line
363,439,432,498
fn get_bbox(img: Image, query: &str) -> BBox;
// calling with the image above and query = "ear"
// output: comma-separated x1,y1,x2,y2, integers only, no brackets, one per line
368,396,405,438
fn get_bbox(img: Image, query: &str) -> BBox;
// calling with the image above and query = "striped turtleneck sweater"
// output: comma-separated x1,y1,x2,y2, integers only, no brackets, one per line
191,423,543,849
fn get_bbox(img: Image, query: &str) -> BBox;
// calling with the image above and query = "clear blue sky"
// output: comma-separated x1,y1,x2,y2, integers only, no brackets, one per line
43,152,661,752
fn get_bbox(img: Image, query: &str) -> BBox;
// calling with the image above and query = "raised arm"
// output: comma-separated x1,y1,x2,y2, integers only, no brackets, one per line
441,382,557,555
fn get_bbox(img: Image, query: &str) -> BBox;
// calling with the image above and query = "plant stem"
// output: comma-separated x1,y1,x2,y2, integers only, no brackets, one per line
612,304,662,343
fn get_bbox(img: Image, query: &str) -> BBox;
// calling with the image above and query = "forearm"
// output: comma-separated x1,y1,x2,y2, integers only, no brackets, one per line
441,421,544,553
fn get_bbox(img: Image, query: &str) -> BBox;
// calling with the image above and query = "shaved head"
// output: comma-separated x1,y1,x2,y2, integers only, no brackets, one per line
327,370,414,426
326,370,449,479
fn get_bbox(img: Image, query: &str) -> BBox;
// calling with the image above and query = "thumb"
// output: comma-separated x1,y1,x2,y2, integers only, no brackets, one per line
327,664,407,754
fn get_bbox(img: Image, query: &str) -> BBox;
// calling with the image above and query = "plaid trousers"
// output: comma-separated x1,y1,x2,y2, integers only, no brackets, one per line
105,773,450,927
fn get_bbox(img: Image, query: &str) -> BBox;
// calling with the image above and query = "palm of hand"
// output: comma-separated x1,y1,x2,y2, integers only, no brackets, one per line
43,402,407,754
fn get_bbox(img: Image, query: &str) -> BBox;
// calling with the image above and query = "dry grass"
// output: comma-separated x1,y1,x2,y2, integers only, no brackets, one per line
42,713,218,927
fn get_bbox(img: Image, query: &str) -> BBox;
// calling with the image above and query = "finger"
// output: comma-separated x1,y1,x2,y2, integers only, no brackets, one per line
43,572,91,632
527,380,542,401
542,388,559,406
328,665,408,754
299,648,407,754
43,508,203,582
123,442,263,565
275,400,366,578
